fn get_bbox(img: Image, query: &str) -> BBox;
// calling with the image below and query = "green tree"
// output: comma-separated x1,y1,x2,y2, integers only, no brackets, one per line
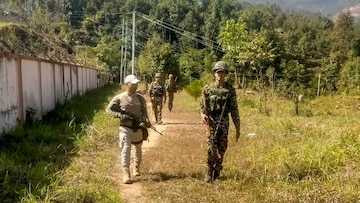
185,80,203,100
136,35,179,78
339,56,360,93
92,35,122,76
179,48,208,80
63,0,87,28
219,19,250,87
331,11,355,58
243,29,284,114
277,60,306,115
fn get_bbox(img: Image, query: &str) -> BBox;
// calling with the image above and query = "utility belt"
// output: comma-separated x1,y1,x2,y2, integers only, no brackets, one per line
151,96,163,102
120,124,144,145
120,124,141,132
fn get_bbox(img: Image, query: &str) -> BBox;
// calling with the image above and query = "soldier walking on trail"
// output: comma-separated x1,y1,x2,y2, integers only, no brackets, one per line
105,74,150,184
148,73,166,124
199,61,241,183
165,74,177,112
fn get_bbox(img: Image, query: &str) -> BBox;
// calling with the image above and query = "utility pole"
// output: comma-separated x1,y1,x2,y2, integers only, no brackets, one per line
120,18,125,84
124,20,128,77
131,10,136,75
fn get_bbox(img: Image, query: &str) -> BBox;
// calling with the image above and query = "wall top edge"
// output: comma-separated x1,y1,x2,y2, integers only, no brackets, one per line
0,52,98,70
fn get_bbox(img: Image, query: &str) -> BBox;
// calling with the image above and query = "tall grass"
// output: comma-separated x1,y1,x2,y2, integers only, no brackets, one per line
2,84,360,202
0,84,124,203
141,91,360,202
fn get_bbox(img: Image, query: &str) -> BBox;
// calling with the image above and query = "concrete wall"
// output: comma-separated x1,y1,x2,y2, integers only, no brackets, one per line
0,56,19,133
0,53,110,134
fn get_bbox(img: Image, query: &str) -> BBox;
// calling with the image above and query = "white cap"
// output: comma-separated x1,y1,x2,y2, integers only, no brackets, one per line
124,75,140,84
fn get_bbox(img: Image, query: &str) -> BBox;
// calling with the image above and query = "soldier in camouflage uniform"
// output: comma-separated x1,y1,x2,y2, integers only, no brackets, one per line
106,74,150,184
199,61,241,183
165,74,177,112
148,73,166,124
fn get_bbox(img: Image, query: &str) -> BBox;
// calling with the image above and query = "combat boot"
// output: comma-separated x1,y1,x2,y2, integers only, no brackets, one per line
204,168,213,183
213,170,220,181
122,168,132,184
134,164,141,177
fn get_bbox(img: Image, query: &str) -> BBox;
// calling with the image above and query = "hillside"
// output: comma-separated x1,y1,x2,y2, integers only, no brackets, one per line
240,0,360,18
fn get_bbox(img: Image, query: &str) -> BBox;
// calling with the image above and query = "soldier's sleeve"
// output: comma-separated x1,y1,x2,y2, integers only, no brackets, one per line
199,85,208,114
139,94,149,121
105,95,129,121
229,87,240,130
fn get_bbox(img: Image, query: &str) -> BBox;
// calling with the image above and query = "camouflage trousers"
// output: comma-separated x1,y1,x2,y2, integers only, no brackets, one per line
151,98,163,122
207,126,229,172
167,92,174,111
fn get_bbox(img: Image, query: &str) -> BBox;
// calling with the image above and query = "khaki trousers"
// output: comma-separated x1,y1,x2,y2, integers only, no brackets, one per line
119,126,143,168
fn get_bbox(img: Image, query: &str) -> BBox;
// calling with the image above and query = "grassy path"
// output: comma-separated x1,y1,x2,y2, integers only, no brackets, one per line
117,90,204,202
4,83,360,202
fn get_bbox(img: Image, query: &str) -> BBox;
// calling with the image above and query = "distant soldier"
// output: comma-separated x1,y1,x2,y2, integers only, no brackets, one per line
148,73,166,124
199,61,241,183
165,74,177,112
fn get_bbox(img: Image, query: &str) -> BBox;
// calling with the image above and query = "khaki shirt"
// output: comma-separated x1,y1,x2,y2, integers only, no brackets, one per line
106,92,148,126
165,79,177,93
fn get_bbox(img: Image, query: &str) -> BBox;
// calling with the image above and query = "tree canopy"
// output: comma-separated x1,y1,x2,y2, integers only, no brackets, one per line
1,0,360,96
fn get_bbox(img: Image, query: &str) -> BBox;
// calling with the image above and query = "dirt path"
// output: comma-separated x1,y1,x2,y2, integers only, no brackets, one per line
111,88,203,203
115,99,170,203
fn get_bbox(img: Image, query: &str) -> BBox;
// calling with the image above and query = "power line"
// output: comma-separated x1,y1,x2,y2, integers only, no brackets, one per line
136,12,220,46
135,11,224,53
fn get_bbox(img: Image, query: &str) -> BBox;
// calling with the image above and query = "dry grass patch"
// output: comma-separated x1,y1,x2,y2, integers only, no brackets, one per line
137,91,360,202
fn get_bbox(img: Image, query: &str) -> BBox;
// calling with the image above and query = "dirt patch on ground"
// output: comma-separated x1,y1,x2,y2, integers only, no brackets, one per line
114,99,172,203
111,89,203,203
117,123,166,203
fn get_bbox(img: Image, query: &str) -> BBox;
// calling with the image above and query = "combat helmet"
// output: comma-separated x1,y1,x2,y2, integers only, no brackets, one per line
155,73,161,78
213,61,228,74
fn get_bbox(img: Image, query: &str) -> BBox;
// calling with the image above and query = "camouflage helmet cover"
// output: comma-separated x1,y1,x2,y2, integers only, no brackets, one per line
213,61,228,73
155,73,161,78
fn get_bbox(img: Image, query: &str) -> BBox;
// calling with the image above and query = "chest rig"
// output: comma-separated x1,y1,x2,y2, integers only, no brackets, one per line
151,82,164,97
206,83,230,114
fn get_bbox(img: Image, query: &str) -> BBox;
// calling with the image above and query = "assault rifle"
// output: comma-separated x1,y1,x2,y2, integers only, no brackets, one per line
119,109,164,136
206,115,220,158
206,92,230,158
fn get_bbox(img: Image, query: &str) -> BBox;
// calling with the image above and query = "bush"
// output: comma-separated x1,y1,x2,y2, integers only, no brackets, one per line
185,80,204,100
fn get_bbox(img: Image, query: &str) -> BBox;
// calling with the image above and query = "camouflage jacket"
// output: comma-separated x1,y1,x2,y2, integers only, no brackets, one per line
148,81,166,101
199,82,240,130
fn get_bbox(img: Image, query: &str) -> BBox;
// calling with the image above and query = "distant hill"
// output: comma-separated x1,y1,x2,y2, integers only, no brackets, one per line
239,0,360,18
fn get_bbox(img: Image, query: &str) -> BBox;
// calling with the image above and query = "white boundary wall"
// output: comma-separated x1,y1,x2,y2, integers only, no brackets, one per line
0,53,110,133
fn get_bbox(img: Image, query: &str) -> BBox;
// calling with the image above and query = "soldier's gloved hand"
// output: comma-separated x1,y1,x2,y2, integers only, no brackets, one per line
235,129,240,143
144,121,152,128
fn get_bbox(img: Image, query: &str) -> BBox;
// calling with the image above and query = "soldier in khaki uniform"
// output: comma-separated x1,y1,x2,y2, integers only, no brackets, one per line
148,73,166,124
199,61,241,183
165,74,177,112
106,74,150,184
